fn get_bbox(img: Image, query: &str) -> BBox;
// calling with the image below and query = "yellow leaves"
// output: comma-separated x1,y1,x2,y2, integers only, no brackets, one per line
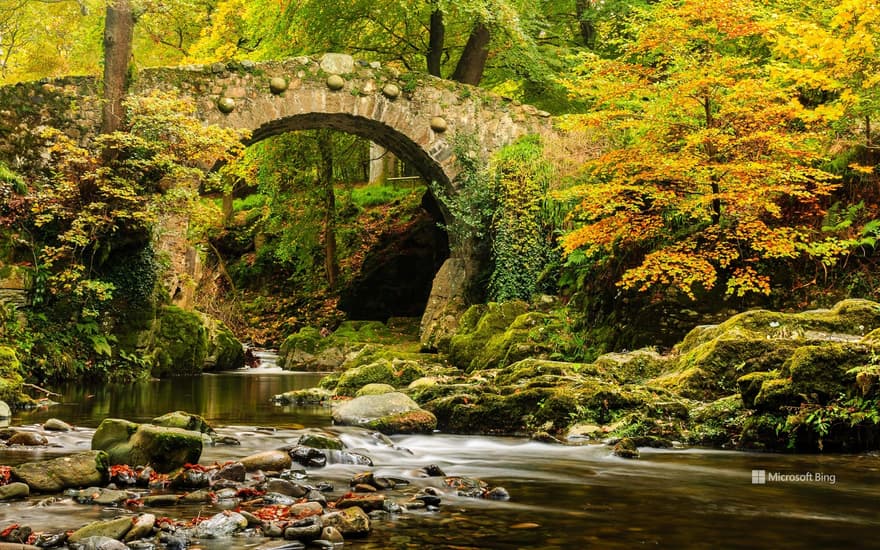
618,244,717,300
849,163,876,175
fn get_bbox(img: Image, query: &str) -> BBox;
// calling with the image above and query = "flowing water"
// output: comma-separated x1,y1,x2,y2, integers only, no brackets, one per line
2,351,879,549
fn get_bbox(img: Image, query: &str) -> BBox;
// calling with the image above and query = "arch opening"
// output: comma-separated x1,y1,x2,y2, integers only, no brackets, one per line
239,116,451,324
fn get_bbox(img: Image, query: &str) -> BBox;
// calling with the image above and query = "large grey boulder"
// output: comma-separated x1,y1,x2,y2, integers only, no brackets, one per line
332,392,437,434
12,450,108,492
92,418,202,473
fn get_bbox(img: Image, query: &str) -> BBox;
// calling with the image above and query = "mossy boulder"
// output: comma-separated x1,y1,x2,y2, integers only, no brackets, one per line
335,360,397,397
686,395,746,447
11,450,109,492
0,345,25,406
148,305,209,377
152,411,215,436
279,321,400,371
678,299,880,353
593,349,669,384
448,301,529,371
356,383,396,396
201,315,245,371
364,409,437,434
92,418,203,473
332,392,435,433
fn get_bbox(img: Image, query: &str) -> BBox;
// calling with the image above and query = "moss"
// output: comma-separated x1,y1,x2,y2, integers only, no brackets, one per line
0,346,25,406
678,299,880,354
785,343,871,399
318,372,341,390
279,327,324,360
335,360,396,397
356,383,396,396
686,395,746,447
391,360,426,386
494,359,575,386
753,378,798,410
152,411,215,434
593,349,669,384
201,315,244,371
739,413,788,451
737,371,779,407
148,305,208,377
364,409,437,434
444,388,554,435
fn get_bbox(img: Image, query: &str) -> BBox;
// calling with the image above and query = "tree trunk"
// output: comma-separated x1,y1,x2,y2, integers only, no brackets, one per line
427,8,445,77
575,0,597,48
451,21,490,85
101,0,135,135
317,131,339,288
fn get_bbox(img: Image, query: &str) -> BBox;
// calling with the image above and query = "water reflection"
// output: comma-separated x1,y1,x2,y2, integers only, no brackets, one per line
14,369,328,428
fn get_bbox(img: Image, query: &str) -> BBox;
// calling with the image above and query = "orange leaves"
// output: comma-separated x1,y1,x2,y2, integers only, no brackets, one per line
558,0,844,300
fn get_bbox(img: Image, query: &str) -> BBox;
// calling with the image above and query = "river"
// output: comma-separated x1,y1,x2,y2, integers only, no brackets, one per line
2,351,878,549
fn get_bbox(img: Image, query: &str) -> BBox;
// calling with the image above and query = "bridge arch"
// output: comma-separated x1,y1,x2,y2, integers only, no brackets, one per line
0,54,551,346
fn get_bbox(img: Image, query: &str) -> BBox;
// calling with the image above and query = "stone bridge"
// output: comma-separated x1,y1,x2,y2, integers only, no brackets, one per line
0,53,551,347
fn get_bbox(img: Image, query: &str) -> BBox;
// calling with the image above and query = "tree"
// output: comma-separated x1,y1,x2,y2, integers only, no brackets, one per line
558,0,839,299
101,0,136,134
31,92,245,313
773,0,880,158
188,0,540,87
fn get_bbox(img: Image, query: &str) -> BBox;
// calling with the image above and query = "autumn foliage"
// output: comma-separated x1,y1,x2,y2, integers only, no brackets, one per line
557,0,853,299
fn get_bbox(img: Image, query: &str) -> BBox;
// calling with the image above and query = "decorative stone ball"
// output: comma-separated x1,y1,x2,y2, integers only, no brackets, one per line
382,83,400,99
326,74,345,91
217,97,235,113
269,77,288,94
430,116,448,133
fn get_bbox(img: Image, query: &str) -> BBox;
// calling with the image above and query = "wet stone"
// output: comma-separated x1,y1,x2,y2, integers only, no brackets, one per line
0,482,29,500
8,431,48,446
217,462,246,481
289,446,327,468
264,478,308,497
44,418,73,431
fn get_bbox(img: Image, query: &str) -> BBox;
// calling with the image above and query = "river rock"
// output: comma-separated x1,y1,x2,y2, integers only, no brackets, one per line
69,536,130,550
12,450,108,492
335,493,386,512
240,449,292,472
320,506,371,537
74,487,130,505
0,401,10,418
216,461,246,481
355,383,396,396
152,411,215,435
124,513,156,541
68,516,133,543
613,438,640,459
0,482,29,500
320,526,344,543
297,432,343,450
92,419,203,473
288,446,327,468
44,418,73,431
8,431,48,446
332,392,436,434
264,478,308,497
191,511,248,538
273,387,333,405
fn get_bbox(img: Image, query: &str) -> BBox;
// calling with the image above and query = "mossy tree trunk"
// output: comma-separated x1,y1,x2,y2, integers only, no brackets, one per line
317,130,339,288
450,21,490,86
101,0,136,135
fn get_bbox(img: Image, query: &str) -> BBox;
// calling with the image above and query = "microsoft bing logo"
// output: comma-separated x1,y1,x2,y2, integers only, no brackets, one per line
752,470,766,484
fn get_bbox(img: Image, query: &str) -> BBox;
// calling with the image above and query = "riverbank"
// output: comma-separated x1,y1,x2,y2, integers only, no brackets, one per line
2,408,878,549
